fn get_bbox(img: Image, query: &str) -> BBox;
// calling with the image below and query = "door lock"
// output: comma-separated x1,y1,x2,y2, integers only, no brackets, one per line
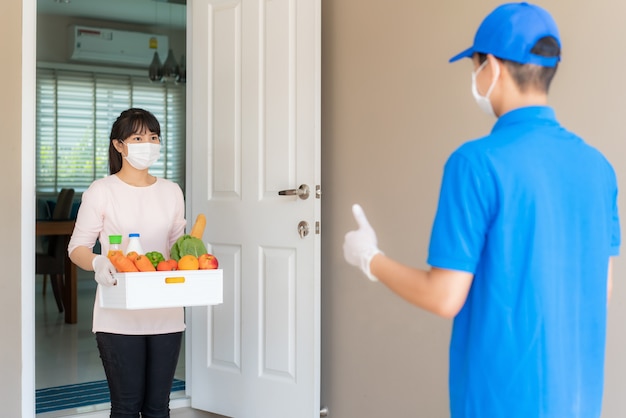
298,221,310,238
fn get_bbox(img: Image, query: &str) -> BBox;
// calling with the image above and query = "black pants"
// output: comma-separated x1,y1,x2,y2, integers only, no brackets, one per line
95,331,183,418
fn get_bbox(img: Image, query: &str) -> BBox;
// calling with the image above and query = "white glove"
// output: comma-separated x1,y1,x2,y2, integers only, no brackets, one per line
92,255,117,287
343,204,382,281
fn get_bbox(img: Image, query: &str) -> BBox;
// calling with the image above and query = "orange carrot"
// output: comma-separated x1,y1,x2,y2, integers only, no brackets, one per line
133,254,156,272
109,253,139,272
126,251,139,260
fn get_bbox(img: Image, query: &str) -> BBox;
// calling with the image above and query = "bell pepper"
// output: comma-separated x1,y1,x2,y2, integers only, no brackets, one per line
145,251,166,268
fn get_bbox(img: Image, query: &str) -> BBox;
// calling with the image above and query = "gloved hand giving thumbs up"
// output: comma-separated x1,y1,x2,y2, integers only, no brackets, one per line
343,204,382,281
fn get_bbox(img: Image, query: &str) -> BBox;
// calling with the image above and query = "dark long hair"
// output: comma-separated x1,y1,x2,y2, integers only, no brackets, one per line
108,108,161,174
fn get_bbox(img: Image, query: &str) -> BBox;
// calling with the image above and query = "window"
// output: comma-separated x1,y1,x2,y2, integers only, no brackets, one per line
36,66,186,195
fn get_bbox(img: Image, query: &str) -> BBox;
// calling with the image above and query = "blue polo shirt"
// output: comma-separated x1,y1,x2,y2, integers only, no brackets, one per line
428,106,620,418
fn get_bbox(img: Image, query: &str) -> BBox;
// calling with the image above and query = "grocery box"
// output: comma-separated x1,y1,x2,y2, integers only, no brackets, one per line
99,269,223,310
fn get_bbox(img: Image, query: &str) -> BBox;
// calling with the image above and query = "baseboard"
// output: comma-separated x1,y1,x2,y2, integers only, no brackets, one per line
36,393,190,417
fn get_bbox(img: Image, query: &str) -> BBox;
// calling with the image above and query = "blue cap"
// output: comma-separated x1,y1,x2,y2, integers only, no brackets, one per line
449,2,561,67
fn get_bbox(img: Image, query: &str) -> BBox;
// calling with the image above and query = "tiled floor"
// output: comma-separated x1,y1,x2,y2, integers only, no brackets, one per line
35,269,187,412
36,272,105,389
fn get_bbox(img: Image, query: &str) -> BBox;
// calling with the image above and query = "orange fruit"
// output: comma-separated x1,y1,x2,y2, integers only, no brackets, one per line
178,254,199,270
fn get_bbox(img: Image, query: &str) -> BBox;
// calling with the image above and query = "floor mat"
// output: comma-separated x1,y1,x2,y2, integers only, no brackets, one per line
36,378,185,414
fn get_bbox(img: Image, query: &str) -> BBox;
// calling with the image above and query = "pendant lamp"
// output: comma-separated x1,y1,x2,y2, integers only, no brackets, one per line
147,2,186,84
148,1,164,83
162,48,180,83
148,51,163,82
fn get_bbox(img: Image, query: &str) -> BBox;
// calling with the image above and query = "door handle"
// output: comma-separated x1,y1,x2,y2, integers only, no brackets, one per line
278,184,310,200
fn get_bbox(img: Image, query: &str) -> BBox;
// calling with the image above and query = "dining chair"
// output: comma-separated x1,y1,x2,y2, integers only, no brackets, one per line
36,188,75,313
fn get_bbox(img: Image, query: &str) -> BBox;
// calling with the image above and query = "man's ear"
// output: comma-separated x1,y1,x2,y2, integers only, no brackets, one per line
485,54,502,81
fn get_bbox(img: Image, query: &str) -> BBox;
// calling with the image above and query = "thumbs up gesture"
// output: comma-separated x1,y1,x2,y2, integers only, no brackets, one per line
343,204,382,281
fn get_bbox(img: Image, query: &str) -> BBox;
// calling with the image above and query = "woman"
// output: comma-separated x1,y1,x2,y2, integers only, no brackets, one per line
68,108,187,417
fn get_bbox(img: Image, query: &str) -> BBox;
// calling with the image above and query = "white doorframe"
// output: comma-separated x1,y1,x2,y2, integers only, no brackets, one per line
21,1,193,415
22,0,38,415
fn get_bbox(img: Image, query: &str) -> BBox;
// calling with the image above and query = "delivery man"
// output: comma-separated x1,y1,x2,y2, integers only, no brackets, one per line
343,2,620,417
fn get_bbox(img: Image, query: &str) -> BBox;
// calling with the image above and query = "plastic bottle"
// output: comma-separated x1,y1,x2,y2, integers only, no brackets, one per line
126,233,145,255
107,235,123,258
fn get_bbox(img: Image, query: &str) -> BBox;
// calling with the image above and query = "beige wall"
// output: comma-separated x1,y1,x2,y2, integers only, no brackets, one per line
321,1,626,417
5,0,626,416
3,1,26,416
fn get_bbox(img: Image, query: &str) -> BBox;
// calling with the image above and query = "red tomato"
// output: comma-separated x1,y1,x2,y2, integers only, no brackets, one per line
157,259,178,271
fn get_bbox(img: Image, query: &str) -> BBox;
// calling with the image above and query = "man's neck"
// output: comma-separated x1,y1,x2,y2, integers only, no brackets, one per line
496,91,548,117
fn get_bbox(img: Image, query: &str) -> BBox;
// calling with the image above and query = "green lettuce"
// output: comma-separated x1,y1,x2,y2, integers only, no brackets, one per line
170,234,208,261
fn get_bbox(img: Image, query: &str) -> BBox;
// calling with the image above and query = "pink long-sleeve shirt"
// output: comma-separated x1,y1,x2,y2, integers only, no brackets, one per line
68,174,187,334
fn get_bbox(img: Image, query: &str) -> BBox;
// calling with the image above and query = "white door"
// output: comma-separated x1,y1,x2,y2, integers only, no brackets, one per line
186,0,321,417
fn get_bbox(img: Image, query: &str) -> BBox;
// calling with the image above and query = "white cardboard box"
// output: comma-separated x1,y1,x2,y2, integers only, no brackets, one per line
99,269,223,310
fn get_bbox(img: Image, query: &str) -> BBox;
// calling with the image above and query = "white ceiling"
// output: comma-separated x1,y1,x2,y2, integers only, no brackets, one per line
37,0,186,29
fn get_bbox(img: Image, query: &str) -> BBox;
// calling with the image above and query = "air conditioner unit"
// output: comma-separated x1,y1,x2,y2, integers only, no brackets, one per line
68,25,169,68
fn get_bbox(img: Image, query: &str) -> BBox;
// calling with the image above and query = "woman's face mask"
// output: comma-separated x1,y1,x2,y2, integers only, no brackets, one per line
471,59,500,117
124,142,161,170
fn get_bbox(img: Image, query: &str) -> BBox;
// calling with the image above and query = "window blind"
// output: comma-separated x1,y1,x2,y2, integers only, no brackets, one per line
36,67,186,195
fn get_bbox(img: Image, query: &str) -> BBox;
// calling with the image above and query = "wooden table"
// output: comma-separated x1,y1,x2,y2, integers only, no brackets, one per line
36,220,77,324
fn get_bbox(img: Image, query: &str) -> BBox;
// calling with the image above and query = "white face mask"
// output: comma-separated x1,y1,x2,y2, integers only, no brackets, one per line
124,143,161,170
471,60,500,117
